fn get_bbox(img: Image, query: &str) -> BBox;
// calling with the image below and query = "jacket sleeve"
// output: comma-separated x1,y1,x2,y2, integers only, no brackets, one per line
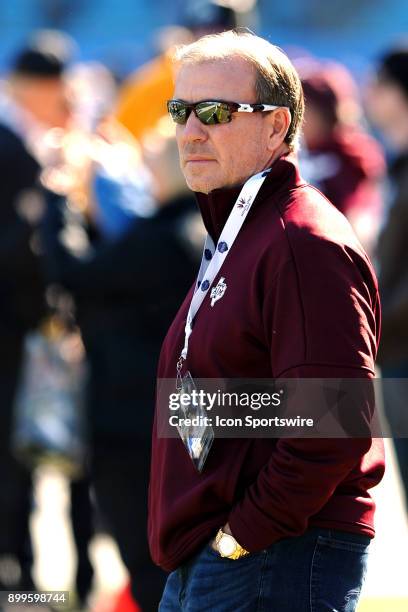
228,368,374,552
228,243,380,552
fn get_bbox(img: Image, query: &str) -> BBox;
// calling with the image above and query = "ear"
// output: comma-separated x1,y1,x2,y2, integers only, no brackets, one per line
266,107,291,152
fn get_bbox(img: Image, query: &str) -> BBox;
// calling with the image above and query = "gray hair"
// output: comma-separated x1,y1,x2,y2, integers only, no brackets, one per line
173,30,304,151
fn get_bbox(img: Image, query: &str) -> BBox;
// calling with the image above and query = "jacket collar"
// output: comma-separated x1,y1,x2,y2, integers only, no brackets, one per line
195,154,304,242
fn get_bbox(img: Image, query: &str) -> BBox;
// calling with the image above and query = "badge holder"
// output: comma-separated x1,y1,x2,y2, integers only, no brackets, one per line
176,368,214,472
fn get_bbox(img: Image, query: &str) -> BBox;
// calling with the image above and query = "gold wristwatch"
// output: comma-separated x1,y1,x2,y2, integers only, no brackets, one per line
214,528,249,560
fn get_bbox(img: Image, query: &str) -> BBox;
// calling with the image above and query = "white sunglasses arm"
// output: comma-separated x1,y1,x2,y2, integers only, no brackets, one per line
236,103,282,113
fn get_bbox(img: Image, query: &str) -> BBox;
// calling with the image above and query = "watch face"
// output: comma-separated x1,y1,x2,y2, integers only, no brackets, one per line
219,534,237,557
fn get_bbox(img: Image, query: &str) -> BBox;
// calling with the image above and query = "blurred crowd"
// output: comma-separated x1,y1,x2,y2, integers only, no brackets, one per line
0,1,407,611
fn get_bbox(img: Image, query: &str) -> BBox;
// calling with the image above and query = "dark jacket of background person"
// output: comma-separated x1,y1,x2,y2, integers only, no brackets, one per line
0,122,46,592
375,153,408,515
364,46,408,515
0,125,46,342
41,191,201,443
148,156,385,572
377,153,408,366
0,123,46,443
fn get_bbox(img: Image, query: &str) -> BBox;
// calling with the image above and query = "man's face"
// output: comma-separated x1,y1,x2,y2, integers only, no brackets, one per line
174,58,274,193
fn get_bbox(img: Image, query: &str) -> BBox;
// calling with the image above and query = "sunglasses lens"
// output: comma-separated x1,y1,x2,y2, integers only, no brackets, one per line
167,101,232,125
168,101,188,124
196,102,231,125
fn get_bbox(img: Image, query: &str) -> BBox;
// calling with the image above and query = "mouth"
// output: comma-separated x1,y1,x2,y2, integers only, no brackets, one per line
184,157,215,165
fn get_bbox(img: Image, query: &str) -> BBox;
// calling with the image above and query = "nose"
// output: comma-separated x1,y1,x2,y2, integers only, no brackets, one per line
178,110,208,143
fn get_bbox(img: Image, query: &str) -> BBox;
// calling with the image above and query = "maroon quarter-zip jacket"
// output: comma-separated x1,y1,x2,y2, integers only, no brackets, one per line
148,155,385,572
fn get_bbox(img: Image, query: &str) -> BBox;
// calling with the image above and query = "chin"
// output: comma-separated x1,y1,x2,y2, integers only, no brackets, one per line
185,174,215,194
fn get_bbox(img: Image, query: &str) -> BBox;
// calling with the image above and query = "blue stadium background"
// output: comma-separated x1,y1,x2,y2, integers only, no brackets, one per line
0,0,407,78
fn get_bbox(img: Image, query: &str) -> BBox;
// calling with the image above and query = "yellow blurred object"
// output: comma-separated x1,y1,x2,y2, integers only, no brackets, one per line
115,51,175,141
358,598,408,611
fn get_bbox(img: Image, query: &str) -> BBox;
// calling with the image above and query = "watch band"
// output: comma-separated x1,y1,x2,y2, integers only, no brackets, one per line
215,528,250,560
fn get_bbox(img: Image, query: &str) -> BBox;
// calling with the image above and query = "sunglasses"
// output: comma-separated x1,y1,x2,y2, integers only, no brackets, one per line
167,99,284,125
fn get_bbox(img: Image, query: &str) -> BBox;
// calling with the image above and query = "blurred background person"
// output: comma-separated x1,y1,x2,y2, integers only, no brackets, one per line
0,32,97,609
299,60,385,255
0,31,72,593
365,46,408,513
114,0,239,142
41,115,204,611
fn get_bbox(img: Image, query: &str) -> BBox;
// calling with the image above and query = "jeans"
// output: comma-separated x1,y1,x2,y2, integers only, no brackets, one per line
159,528,370,611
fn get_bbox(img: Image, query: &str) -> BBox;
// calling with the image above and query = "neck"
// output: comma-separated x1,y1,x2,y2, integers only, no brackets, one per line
195,151,298,244
260,143,290,173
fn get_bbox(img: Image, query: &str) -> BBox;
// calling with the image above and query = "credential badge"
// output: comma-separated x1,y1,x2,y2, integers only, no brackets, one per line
210,277,227,307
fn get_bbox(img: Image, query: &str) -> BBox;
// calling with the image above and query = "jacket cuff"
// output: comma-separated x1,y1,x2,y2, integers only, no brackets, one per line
228,508,280,553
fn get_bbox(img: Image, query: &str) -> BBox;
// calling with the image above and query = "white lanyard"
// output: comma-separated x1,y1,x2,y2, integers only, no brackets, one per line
177,168,270,376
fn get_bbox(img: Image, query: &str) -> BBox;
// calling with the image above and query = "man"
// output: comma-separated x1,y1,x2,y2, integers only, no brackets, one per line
149,30,385,611
0,35,71,591
365,46,408,512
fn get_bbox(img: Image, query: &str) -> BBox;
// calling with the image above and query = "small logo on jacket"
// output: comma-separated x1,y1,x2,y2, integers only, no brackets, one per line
210,277,227,307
